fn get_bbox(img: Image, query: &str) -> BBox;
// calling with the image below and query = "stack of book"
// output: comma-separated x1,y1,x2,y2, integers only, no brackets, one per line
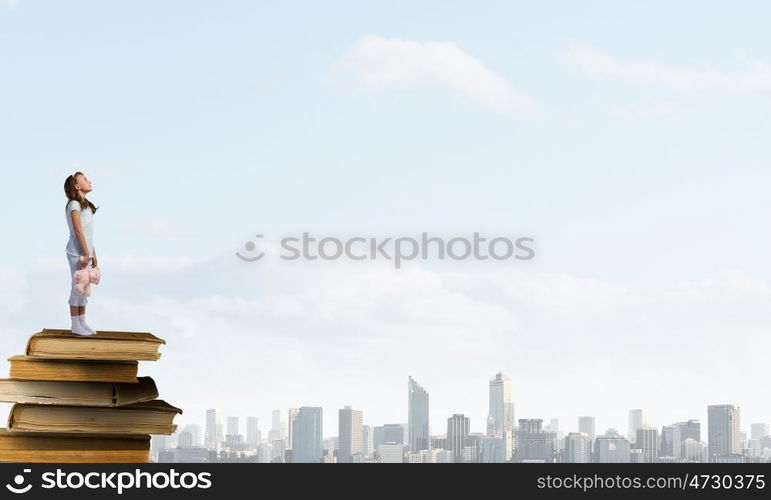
0,329,181,463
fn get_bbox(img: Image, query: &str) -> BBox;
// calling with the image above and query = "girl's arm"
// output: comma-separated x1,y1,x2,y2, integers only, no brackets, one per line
92,247,97,268
70,209,90,268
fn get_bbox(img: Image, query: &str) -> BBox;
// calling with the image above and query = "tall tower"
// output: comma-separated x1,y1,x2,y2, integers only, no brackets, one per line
564,432,591,463
226,416,239,438
291,406,323,463
447,414,471,463
205,409,220,449
245,416,260,446
338,405,364,463
408,376,430,452
628,409,647,444
269,409,284,441
488,372,515,438
578,416,596,442
362,425,374,459
288,408,299,450
635,426,659,463
708,404,741,460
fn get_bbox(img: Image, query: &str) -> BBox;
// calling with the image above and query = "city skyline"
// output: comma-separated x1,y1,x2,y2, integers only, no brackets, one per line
167,372,766,442
160,373,770,463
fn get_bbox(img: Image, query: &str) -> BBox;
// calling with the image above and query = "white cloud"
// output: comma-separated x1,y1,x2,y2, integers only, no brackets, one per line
329,35,536,114
609,101,680,123
566,43,771,93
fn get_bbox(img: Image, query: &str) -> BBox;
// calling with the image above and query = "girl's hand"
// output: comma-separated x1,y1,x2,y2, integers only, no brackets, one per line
92,255,98,268
81,255,90,269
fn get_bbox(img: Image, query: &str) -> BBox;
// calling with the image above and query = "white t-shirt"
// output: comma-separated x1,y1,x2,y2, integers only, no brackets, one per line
65,199,94,257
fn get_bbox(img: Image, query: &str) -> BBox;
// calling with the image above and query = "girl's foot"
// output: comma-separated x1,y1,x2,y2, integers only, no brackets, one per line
78,315,96,335
71,323,95,336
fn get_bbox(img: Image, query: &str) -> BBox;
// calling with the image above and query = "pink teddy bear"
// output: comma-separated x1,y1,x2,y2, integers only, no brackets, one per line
72,256,101,296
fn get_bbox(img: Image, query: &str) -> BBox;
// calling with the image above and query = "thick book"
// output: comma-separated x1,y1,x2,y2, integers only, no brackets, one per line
25,329,165,361
0,377,158,407
8,355,139,383
8,400,182,435
0,428,150,463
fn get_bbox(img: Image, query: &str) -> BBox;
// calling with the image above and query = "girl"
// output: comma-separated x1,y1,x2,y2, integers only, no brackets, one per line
64,172,99,336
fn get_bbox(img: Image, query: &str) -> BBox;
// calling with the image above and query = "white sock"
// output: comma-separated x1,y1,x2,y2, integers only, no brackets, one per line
71,315,92,336
78,314,96,334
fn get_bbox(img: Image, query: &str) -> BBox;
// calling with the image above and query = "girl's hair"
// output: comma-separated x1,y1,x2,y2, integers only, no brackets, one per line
63,172,99,214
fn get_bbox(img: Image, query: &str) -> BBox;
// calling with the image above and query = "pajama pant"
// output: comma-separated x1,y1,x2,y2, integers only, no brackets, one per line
67,253,88,306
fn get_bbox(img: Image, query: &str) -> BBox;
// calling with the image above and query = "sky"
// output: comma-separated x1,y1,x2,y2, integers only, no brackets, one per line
1,1,770,440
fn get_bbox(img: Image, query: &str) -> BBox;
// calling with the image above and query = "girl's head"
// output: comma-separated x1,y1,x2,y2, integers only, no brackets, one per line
64,172,98,213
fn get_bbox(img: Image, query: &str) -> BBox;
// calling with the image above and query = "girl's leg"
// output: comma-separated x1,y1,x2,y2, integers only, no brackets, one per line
68,254,94,335
78,305,96,334
70,304,83,332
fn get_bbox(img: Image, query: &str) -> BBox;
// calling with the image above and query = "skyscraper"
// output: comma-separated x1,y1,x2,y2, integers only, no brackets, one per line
408,376,429,452
751,423,769,441
177,431,193,449
182,424,202,448
362,425,374,460
269,409,284,442
205,409,220,449
635,426,659,463
515,419,557,463
338,405,364,463
226,416,239,438
447,414,471,463
479,436,506,463
288,408,299,450
578,416,596,441
564,432,591,463
245,416,260,447
488,372,515,438
628,409,647,445
374,424,405,452
674,420,700,442
291,406,323,463
708,404,741,460
660,425,682,460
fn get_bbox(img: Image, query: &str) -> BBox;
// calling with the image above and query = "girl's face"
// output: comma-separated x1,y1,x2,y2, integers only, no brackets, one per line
75,174,93,194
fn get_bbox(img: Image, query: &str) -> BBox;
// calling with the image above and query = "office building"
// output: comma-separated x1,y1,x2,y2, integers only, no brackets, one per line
515,419,556,463
636,426,659,463
205,409,220,449
408,376,430,452
564,432,591,463
708,405,741,460
489,372,515,438
628,409,647,445
245,417,260,447
291,406,323,463
578,416,596,441
338,405,364,463
447,413,471,463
